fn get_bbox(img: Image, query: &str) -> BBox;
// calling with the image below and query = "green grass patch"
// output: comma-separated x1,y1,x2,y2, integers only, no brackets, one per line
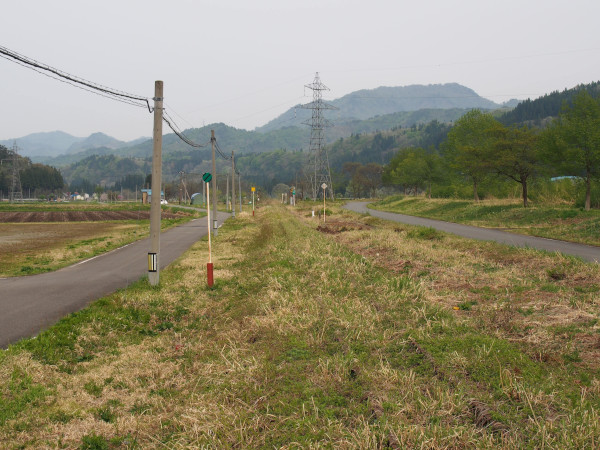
371,197,600,246
1,205,600,447
0,368,50,426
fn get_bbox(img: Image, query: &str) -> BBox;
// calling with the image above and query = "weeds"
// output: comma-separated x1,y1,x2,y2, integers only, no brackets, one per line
371,196,600,245
0,205,599,447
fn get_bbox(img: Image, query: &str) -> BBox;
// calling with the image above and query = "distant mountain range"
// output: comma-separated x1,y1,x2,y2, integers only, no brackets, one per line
0,131,149,159
4,83,508,164
257,83,503,132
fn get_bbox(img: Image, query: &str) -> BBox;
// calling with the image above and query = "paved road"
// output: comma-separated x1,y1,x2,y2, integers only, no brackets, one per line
344,201,600,264
0,211,229,348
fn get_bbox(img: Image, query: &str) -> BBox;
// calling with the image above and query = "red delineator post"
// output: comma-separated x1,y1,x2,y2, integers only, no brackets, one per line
207,262,214,287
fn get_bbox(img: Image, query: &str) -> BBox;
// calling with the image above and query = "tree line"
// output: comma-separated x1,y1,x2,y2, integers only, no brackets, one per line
383,90,600,210
0,145,64,198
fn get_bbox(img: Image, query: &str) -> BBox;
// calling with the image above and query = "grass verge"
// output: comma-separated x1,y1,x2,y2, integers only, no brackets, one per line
0,204,599,447
371,195,600,246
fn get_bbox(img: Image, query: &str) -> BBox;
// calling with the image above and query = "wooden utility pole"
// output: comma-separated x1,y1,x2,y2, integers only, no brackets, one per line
238,173,242,212
148,81,163,286
231,151,236,218
211,130,218,236
178,171,183,205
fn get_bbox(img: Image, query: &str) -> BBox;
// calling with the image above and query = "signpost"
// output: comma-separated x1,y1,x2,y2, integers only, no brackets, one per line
203,172,214,287
251,186,256,216
321,183,327,223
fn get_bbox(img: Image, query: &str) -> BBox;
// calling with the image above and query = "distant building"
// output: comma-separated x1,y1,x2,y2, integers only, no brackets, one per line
191,193,204,205
140,189,165,204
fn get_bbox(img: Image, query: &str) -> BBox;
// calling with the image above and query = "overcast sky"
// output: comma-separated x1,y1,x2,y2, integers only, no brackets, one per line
2,0,599,142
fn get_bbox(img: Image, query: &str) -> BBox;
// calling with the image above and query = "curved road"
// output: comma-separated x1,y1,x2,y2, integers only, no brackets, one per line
0,211,229,348
344,201,600,264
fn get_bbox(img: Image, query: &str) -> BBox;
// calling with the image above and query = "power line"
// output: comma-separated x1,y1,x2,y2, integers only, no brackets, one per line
214,139,232,161
1,45,215,150
162,111,209,148
0,53,149,110
0,45,151,112
164,101,197,129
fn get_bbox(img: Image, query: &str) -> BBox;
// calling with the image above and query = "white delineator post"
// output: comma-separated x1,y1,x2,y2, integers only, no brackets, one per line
322,183,327,223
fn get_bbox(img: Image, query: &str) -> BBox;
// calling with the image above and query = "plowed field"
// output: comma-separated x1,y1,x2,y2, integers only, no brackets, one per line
0,210,178,223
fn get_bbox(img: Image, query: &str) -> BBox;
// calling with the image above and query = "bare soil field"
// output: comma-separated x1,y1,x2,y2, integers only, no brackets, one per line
0,210,179,223
0,210,193,276
0,223,122,253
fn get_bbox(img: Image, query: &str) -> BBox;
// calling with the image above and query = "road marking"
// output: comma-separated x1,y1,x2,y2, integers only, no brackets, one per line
72,242,134,267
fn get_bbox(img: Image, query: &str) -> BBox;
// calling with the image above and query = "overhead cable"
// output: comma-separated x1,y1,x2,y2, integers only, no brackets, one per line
0,45,152,112
1,45,225,152
162,110,209,148
214,139,232,161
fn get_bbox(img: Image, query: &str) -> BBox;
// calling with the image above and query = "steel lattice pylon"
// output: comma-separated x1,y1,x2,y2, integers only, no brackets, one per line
301,72,337,200
9,143,23,202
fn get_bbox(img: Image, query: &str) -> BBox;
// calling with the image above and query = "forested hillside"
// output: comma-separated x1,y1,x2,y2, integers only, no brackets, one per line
62,154,150,192
34,81,600,202
500,80,600,125
56,108,470,195
0,145,64,198
234,121,452,196
258,83,500,132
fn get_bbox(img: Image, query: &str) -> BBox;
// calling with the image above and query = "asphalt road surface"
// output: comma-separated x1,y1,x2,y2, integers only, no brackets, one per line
344,201,600,264
0,211,229,348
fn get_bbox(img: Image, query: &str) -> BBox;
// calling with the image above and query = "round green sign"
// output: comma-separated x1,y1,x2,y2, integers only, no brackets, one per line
202,172,212,183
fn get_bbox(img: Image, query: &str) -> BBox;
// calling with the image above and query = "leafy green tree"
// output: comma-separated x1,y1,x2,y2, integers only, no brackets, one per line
490,125,539,207
271,183,290,198
357,163,383,198
541,91,600,210
422,151,444,198
383,148,443,197
443,110,500,201
383,148,426,195
342,162,364,198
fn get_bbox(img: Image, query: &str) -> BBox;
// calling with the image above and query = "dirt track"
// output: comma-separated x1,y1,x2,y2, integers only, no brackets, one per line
0,210,179,223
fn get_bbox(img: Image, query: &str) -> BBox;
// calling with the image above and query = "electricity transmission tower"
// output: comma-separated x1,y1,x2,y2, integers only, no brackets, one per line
301,72,337,200
9,143,23,202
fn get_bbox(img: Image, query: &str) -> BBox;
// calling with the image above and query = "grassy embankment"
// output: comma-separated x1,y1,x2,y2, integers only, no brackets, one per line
0,202,204,277
1,202,599,447
371,195,600,246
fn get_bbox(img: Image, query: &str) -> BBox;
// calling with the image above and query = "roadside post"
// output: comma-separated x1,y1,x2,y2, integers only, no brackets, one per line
203,172,214,287
211,130,218,236
252,186,255,216
148,80,163,286
322,183,327,223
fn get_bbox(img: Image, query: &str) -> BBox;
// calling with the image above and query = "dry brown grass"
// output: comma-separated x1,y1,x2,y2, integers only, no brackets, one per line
1,204,599,447
300,206,600,372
